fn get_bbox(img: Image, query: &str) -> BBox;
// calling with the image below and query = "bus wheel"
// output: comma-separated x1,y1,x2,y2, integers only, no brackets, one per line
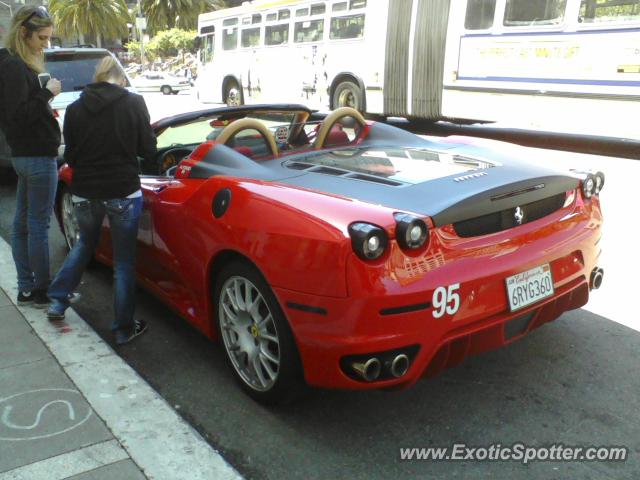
332,80,362,112
224,82,243,106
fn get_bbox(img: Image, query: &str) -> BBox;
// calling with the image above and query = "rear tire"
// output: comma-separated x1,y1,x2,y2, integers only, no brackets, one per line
331,80,363,112
214,260,305,405
161,85,172,95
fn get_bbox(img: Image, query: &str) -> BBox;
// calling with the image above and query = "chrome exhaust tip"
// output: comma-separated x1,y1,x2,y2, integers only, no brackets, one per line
352,358,382,382
390,354,410,378
590,267,604,290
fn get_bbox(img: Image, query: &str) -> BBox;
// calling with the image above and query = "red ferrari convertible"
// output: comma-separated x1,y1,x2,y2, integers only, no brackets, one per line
55,105,604,404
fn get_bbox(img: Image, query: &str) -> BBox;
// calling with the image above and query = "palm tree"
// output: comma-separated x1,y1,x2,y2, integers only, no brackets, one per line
142,0,227,34
49,0,130,48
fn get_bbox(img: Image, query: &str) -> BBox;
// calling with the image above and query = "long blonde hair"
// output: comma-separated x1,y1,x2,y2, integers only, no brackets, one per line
4,6,54,73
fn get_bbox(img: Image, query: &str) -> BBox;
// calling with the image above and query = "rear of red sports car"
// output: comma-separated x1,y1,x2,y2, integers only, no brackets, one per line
266,139,604,391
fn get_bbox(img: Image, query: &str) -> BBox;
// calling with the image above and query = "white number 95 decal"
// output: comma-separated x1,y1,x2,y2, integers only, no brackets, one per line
432,283,460,318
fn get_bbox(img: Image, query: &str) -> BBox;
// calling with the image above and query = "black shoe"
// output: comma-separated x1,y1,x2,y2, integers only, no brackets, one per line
17,291,35,306
47,306,66,322
115,319,148,345
18,289,48,308
67,292,81,304
32,289,49,309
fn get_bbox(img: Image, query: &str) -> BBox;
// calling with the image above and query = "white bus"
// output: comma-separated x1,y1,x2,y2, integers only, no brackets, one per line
196,0,451,119
196,0,639,138
443,0,640,138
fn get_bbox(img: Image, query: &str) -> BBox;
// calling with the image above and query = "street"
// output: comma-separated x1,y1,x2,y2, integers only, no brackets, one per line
0,90,638,479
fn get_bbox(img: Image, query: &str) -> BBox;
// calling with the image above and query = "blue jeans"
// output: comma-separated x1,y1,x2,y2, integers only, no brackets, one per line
11,157,58,292
48,197,142,333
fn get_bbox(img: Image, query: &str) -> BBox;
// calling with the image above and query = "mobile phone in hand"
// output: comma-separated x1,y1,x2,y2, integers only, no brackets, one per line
38,73,51,89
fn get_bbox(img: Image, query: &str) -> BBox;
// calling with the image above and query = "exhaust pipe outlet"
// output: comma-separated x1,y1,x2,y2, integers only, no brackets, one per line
590,267,604,290
390,354,410,378
352,358,382,382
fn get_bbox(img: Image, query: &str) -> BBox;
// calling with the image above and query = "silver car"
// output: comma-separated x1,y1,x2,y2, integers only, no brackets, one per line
45,47,134,155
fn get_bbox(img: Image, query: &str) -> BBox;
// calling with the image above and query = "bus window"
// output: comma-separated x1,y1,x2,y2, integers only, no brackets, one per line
579,0,640,23
204,34,215,63
311,4,326,15
266,24,289,45
294,19,325,42
503,0,567,26
330,14,365,39
296,7,309,17
266,13,277,22
333,2,348,12
241,27,261,48
252,14,262,24
223,28,238,50
350,0,366,8
465,0,496,29
278,9,290,20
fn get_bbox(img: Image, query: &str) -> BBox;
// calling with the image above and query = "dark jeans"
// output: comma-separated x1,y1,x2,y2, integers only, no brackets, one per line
48,197,142,333
11,156,58,292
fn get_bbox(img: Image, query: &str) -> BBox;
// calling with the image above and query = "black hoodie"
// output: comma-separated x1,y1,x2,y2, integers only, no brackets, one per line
64,81,157,199
0,48,60,157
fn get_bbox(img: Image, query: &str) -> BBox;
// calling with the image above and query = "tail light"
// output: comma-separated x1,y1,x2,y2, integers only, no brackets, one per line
349,222,388,260
394,213,429,250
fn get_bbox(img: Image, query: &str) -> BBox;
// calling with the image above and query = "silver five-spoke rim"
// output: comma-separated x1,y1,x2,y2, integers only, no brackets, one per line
61,191,80,249
219,276,280,392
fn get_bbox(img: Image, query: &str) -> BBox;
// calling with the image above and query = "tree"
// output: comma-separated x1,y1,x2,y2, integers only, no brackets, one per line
49,0,131,48
142,0,227,34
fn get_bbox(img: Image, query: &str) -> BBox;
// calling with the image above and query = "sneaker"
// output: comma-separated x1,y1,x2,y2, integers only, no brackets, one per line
67,292,81,304
18,289,49,308
31,290,49,309
47,308,65,322
17,291,35,306
115,319,148,346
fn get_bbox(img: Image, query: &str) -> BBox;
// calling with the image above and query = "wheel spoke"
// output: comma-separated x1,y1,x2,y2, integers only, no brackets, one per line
256,314,272,331
233,279,245,310
222,301,238,323
251,351,268,388
259,344,279,365
259,332,278,345
259,353,277,381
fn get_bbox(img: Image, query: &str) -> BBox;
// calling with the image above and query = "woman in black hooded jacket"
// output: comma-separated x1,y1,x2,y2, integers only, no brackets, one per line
0,6,62,307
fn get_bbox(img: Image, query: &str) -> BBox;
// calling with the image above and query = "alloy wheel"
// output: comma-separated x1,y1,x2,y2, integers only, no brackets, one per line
218,275,281,392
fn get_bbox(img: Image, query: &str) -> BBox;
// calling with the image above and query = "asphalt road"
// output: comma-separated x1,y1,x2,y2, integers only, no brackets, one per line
0,92,638,479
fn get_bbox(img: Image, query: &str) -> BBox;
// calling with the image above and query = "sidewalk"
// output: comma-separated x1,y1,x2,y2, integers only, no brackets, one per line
0,239,242,480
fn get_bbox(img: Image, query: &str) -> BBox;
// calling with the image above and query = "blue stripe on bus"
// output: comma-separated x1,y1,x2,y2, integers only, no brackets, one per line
456,76,640,87
462,26,640,38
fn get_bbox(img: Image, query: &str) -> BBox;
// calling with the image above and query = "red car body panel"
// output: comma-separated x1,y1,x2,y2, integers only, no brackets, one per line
55,107,603,392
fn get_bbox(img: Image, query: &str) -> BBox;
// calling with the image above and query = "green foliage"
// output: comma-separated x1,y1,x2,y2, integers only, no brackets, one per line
146,28,197,58
142,0,227,34
49,0,131,45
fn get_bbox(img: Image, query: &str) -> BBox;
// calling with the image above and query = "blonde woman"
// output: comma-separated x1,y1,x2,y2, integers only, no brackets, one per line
0,6,62,307
47,56,157,345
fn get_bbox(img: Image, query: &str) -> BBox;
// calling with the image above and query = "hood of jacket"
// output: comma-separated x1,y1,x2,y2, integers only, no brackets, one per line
80,82,128,114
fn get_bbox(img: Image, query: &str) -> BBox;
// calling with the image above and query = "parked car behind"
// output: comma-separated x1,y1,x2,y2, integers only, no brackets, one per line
45,47,134,154
1,47,131,173
133,71,190,95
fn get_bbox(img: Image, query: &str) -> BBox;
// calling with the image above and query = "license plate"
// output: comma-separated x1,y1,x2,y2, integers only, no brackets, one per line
506,264,554,312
